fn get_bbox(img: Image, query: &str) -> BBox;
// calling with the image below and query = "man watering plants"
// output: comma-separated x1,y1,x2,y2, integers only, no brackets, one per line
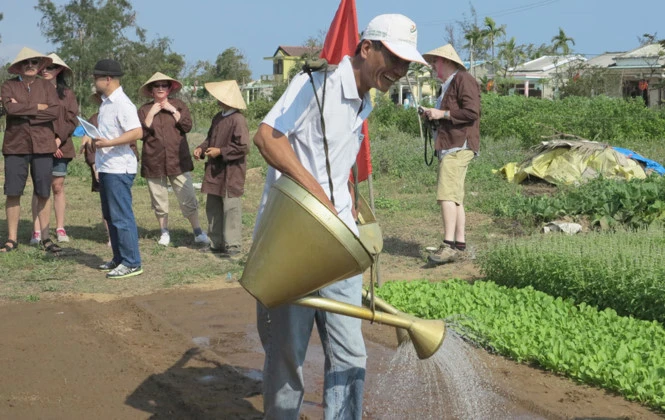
253,14,427,420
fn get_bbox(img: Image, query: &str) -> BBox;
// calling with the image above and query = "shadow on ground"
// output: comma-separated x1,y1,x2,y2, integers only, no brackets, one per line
125,348,262,419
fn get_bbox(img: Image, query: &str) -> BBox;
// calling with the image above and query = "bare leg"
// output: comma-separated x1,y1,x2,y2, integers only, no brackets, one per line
455,204,466,243
5,196,21,243
52,176,66,229
186,213,202,231
440,200,458,243
36,196,52,240
157,215,168,230
31,194,41,235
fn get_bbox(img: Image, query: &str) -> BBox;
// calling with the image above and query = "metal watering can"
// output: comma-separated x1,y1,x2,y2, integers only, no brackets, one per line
240,175,445,359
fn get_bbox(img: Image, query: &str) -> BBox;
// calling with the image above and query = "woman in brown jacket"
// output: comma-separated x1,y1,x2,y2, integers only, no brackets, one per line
138,73,208,247
31,53,79,244
193,80,249,257
0,47,61,253
420,44,481,265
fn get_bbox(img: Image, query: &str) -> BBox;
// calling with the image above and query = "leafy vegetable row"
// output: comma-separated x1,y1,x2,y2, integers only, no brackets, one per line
378,280,665,411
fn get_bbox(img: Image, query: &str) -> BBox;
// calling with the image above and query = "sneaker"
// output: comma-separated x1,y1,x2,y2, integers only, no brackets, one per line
56,228,70,242
98,260,120,272
157,232,170,246
29,231,41,245
222,246,242,259
427,244,459,265
106,264,143,279
194,232,210,244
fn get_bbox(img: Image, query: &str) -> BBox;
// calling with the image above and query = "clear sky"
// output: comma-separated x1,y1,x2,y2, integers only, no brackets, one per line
1,0,664,79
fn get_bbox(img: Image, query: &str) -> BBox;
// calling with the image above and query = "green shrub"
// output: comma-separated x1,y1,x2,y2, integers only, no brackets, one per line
495,175,665,229
481,95,665,147
478,227,665,323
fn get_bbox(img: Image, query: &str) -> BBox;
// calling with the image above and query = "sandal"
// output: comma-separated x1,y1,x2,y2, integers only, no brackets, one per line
40,238,62,255
0,239,18,253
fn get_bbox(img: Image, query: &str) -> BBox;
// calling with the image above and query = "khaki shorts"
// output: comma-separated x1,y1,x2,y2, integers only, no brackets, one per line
436,149,474,204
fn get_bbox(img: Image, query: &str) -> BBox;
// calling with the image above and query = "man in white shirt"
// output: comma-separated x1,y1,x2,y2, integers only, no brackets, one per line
253,14,426,420
92,59,143,279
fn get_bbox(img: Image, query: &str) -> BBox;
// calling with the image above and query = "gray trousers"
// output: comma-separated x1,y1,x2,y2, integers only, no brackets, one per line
205,193,241,250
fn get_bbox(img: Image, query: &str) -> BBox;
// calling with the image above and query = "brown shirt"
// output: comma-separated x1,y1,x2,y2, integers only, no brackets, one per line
197,111,250,198
54,88,79,159
138,98,194,178
435,70,481,153
1,77,61,155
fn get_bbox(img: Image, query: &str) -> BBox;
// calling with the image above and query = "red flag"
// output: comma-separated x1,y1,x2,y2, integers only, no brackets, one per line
320,0,372,182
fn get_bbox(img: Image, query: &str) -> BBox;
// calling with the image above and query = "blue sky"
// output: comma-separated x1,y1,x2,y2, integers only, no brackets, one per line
1,0,663,79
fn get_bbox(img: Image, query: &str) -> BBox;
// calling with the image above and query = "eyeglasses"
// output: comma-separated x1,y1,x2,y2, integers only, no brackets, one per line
23,59,41,66
44,65,59,71
152,83,171,89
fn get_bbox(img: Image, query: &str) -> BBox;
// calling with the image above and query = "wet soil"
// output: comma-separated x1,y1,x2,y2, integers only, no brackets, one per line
0,285,661,419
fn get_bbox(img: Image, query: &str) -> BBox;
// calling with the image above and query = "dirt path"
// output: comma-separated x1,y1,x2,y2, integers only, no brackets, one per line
0,284,661,419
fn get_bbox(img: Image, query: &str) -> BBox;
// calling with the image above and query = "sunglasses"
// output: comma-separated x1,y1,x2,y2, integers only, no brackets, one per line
152,83,171,89
44,65,60,71
23,59,41,66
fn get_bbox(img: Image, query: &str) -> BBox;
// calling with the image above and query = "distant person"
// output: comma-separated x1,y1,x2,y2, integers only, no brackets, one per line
138,72,209,247
403,94,411,109
92,59,143,279
31,53,79,245
419,44,480,265
193,80,249,257
0,47,61,254
253,14,426,419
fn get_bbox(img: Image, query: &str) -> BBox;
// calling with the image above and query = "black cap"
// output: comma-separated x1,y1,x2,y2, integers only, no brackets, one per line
93,59,124,77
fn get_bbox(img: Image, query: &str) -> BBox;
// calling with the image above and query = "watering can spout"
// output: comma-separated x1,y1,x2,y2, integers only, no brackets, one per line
294,296,445,359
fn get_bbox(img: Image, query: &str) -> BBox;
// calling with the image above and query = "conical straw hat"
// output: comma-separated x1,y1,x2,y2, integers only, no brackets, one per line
139,72,183,97
46,53,73,78
423,44,465,70
205,80,246,110
8,47,52,75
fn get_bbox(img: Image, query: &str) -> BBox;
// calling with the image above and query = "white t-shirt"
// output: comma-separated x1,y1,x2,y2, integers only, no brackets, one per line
257,55,372,233
95,86,141,174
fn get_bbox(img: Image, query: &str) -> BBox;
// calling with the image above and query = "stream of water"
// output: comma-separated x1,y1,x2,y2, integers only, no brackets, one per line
364,330,542,419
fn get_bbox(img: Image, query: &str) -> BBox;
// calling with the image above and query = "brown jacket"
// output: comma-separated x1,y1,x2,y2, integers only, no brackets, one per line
435,70,481,153
1,77,60,155
197,111,249,198
138,98,194,178
54,88,79,159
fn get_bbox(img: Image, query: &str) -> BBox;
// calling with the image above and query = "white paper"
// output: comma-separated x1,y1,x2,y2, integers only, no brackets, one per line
77,116,103,139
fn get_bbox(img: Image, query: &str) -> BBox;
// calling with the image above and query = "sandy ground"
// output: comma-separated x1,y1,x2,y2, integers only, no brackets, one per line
0,283,662,419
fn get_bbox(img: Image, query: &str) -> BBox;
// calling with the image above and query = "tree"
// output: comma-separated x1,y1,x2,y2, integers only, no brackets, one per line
214,47,252,84
0,12,4,44
524,43,553,60
463,24,484,77
497,37,526,78
551,27,575,55
482,17,506,62
35,0,184,108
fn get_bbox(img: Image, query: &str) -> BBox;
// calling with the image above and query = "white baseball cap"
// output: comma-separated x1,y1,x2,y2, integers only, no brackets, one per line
360,14,427,65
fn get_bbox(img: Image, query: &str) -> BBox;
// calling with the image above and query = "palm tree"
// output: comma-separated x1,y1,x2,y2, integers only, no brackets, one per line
551,28,575,55
482,17,506,61
463,25,484,77
497,37,526,78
